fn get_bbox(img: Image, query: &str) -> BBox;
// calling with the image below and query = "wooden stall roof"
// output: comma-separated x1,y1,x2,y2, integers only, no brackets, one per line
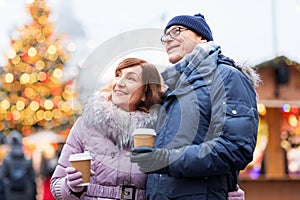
255,55,300,69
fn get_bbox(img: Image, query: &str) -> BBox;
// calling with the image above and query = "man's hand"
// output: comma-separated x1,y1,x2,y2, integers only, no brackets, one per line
130,146,170,174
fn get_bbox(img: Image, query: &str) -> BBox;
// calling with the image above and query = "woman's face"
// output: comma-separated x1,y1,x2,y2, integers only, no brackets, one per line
111,65,146,112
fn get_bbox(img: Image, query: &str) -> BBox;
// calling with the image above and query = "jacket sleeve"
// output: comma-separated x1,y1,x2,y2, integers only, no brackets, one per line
50,117,87,200
168,68,259,178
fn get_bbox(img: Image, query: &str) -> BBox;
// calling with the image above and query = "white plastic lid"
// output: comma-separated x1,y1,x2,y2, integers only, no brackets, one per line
132,128,156,136
68,151,92,161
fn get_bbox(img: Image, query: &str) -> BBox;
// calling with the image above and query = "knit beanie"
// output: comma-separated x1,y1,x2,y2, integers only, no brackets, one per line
165,13,213,41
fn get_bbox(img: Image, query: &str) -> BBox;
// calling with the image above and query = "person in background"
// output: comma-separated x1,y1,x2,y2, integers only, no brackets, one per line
0,164,5,200
0,130,37,200
40,143,62,200
0,132,7,200
131,13,260,199
50,58,164,199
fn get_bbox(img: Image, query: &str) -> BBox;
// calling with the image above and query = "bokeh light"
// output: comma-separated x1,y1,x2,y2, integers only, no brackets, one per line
282,104,291,113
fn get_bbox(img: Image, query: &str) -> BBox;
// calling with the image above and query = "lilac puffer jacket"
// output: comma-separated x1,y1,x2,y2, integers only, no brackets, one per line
50,92,157,200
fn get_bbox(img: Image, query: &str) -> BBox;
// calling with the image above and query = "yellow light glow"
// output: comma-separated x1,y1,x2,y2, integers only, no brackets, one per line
12,56,21,65
30,73,38,84
258,103,267,116
36,34,45,43
53,109,62,119
38,72,47,81
12,110,21,120
64,85,73,94
5,73,14,83
44,111,53,121
288,115,299,127
53,68,63,79
23,118,35,126
1,100,10,110
28,47,37,57
29,101,39,111
47,45,57,54
44,99,54,110
61,102,71,112
10,105,17,111
20,73,30,84
36,110,44,120
47,54,58,61
43,143,56,158
35,60,45,70
24,87,36,99
16,100,25,111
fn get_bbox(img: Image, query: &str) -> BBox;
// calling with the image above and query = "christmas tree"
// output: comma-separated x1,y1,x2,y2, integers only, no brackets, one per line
0,0,82,136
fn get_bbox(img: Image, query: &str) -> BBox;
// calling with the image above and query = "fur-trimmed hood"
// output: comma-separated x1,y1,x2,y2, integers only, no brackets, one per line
81,91,158,149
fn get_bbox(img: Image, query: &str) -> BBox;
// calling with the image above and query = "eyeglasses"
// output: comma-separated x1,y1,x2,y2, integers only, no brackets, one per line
160,27,188,45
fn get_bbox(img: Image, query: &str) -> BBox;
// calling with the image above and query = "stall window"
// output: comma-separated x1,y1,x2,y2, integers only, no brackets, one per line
280,104,300,177
240,103,269,179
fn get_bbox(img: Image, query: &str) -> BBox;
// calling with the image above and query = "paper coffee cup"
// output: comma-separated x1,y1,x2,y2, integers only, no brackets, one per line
68,151,92,186
133,128,156,147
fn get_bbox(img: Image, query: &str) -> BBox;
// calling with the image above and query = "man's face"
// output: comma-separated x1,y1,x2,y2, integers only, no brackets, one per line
162,25,203,64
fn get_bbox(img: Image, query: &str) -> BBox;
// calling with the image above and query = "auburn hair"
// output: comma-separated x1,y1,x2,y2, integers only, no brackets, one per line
101,57,164,112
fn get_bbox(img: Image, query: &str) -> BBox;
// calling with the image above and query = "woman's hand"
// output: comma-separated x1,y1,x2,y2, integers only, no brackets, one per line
227,184,245,200
65,167,85,193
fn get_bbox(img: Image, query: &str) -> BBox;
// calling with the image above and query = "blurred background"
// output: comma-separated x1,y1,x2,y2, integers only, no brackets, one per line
1,0,300,66
0,0,300,199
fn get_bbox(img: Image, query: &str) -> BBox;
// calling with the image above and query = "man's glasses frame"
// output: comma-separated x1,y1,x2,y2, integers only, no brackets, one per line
160,26,188,45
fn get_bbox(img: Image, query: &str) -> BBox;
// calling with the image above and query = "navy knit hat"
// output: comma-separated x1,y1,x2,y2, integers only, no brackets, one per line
165,13,213,41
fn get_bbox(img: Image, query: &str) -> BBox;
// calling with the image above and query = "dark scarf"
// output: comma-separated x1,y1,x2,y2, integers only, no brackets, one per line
161,42,236,91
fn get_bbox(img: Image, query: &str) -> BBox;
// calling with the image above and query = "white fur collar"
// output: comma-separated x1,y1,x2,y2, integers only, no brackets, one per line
81,92,157,149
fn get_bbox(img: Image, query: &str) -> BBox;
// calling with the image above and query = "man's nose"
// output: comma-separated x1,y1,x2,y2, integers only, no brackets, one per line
164,35,174,44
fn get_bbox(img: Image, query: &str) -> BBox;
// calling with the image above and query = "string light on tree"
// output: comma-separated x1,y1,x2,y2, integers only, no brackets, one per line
0,0,82,136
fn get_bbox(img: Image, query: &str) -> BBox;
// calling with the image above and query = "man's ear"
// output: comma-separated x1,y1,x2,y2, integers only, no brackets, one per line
141,95,146,102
